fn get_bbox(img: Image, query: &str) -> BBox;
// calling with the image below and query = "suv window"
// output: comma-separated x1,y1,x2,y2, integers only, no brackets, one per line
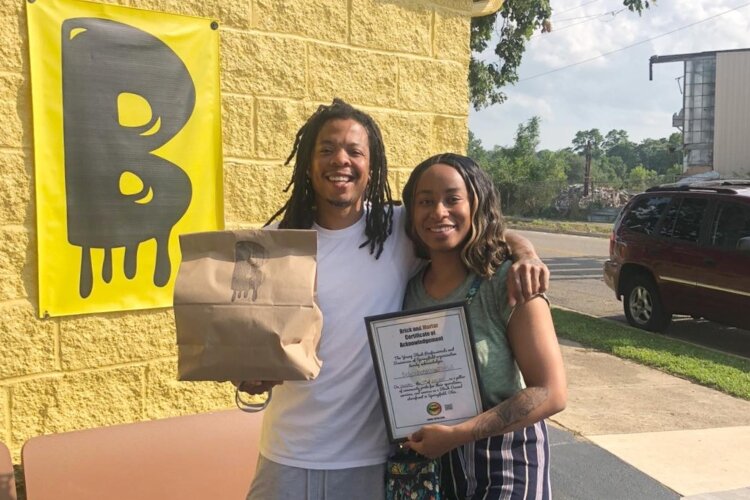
710,202,750,249
658,197,708,242
621,195,671,235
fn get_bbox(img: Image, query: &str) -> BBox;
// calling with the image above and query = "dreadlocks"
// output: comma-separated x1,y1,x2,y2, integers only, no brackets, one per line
265,98,394,258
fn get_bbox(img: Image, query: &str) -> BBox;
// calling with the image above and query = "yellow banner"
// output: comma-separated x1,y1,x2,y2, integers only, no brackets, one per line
27,0,223,317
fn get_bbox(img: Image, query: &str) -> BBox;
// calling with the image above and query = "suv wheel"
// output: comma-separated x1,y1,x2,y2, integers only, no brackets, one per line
623,274,671,332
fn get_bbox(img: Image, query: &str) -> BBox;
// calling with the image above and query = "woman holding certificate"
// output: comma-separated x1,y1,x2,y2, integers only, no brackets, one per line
401,153,567,500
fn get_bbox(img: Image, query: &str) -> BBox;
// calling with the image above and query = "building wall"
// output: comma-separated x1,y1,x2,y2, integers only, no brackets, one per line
0,0,473,459
714,51,750,179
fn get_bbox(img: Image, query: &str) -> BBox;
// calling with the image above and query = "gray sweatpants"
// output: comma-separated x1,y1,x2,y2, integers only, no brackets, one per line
247,455,386,500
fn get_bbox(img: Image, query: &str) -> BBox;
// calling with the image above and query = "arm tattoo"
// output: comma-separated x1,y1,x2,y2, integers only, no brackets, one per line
472,387,549,441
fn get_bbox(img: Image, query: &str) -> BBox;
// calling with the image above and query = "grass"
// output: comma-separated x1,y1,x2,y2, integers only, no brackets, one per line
552,308,750,401
505,216,612,237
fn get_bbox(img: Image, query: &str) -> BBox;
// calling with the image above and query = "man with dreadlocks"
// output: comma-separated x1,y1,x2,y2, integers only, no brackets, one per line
239,98,548,500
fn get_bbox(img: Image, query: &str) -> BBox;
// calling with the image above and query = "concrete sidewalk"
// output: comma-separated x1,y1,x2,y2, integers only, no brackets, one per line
551,339,750,499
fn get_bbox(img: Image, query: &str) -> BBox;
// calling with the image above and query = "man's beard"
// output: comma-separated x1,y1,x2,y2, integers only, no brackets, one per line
325,198,354,208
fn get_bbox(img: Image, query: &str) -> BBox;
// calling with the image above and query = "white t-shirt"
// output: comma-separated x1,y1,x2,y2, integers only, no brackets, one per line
259,206,419,469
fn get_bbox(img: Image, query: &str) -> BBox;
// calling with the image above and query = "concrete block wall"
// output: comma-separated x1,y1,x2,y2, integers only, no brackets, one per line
0,0,472,460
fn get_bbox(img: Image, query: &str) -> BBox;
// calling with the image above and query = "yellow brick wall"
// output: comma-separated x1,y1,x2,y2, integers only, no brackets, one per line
0,0,472,460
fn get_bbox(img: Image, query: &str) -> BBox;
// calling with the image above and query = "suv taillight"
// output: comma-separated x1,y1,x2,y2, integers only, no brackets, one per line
609,231,615,257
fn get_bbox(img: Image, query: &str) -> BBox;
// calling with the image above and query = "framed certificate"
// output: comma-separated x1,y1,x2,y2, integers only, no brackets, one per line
365,302,484,442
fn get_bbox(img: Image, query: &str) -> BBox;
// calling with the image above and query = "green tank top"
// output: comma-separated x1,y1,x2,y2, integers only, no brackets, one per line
403,260,524,408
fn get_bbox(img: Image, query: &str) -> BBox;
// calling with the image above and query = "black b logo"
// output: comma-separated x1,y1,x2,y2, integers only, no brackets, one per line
61,18,194,298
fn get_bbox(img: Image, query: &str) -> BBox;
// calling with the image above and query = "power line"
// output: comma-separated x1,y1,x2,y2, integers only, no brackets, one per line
496,1,614,41
531,8,626,40
554,8,622,23
552,0,605,17
519,1,750,82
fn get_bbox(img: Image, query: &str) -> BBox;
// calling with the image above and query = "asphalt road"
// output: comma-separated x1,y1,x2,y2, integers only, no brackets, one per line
549,426,679,500
518,230,750,359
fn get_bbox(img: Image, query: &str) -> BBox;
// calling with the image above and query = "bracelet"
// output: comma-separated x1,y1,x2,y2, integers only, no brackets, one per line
235,385,272,413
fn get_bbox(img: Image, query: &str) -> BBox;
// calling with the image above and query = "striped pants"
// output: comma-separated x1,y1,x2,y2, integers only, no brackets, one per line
441,420,550,500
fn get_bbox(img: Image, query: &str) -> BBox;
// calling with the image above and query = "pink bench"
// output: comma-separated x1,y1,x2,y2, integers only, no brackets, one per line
22,410,262,500
0,441,17,500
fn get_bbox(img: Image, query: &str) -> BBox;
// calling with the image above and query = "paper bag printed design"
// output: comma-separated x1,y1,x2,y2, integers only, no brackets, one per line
231,241,268,302
174,229,322,382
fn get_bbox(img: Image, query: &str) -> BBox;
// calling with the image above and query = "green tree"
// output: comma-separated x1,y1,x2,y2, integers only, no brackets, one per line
509,116,541,163
470,1,651,109
572,129,604,158
556,148,585,183
572,129,604,195
601,129,639,173
602,129,629,151
636,137,679,175
627,165,659,189
490,119,537,192
607,143,639,171
534,150,567,182
595,156,628,184
663,163,683,182
480,117,569,216
467,130,489,167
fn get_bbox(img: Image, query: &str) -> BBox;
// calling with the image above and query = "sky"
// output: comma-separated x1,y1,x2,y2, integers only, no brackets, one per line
469,0,750,151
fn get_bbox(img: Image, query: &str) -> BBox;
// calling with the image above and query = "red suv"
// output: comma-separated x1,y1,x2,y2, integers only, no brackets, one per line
603,180,750,332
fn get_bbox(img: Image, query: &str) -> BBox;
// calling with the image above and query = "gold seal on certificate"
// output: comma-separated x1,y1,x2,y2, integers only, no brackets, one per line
365,302,483,442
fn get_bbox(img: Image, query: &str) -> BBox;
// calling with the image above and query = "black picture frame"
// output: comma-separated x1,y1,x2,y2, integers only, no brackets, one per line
365,302,484,443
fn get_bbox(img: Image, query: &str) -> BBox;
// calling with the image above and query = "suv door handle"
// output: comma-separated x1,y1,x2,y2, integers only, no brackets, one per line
704,257,716,267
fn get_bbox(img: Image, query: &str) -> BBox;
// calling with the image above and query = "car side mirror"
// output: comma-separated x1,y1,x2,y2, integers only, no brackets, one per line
738,237,750,251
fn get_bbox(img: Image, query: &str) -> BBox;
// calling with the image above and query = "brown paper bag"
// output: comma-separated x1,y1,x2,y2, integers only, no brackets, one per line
174,229,322,382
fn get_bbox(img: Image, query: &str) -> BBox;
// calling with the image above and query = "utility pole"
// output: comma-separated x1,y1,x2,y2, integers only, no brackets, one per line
583,140,592,197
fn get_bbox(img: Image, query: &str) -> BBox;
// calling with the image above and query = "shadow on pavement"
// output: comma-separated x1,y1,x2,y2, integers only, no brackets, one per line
549,426,679,500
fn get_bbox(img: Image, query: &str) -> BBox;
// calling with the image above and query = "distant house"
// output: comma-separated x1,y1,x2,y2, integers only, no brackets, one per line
650,48,750,179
